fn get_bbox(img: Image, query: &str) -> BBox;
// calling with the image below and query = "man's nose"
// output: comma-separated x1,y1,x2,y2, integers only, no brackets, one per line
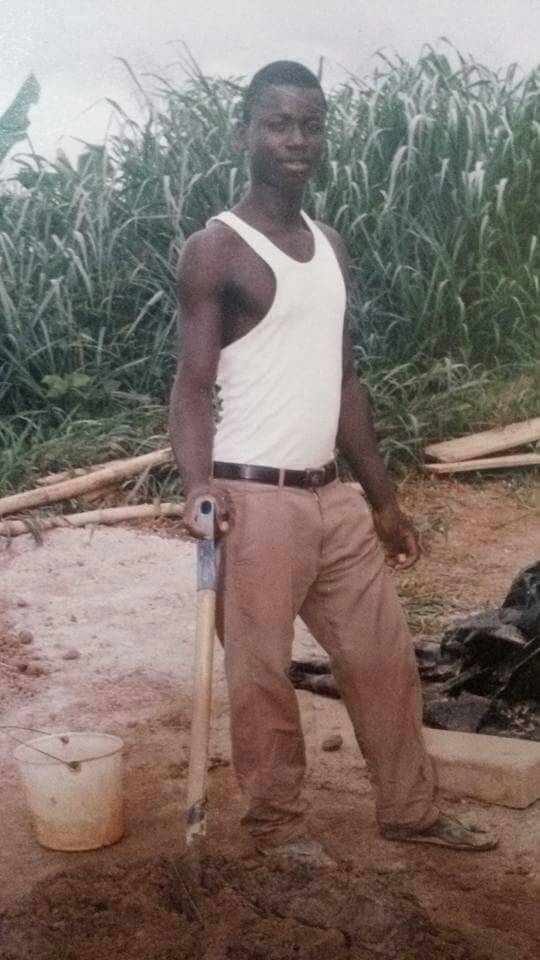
286,125,306,148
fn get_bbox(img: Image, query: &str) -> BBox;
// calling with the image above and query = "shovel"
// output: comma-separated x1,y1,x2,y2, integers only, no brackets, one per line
184,496,221,889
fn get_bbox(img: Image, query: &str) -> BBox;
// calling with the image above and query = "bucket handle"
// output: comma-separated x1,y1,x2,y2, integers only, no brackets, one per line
0,725,82,770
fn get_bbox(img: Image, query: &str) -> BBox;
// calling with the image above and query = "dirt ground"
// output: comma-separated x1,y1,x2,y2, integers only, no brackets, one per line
1,475,539,959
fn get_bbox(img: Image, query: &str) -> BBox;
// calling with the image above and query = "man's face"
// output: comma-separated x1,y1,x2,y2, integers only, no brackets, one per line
242,85,327,190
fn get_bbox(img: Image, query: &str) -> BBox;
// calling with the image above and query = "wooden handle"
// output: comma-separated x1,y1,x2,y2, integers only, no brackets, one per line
185,498,218,851
186,589,216,846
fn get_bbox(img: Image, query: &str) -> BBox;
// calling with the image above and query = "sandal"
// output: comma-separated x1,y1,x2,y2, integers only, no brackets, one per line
381,813,498,851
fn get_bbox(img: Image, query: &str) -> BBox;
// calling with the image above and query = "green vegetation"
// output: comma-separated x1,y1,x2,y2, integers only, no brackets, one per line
0,73,40,165
1,48,539,495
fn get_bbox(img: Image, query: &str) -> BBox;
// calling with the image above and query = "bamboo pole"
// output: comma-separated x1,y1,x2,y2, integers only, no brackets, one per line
36,458,129,486
425,453,540,474
0,501,184,538
0,447,173,517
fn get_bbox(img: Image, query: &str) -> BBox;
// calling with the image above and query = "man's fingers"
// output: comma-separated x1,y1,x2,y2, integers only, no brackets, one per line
183,513,214,539
215,497,232,535
395,553,417,570
185,515,228,539
406,528,421,561
183,521,210,540
396,531,420,568
382,531,420,570
183,487,233,540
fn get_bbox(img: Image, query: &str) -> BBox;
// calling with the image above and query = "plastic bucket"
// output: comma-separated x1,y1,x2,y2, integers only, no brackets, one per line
14,732,124,851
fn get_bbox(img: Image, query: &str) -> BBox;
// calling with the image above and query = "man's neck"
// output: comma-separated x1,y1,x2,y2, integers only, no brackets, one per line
236,182,305,232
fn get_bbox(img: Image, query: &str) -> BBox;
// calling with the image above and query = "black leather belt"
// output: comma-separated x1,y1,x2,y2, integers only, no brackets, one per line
212,460,338,489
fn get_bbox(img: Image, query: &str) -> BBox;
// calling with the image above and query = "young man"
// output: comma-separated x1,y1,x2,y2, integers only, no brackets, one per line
169,61,497,863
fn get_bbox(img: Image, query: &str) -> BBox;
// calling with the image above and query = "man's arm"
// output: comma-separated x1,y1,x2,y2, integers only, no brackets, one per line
168,229,230,538
338,329,398,512
337,331,419,568
323,224,419,568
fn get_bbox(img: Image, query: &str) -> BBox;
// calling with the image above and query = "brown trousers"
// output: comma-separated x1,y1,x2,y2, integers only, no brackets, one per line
214,478,438,845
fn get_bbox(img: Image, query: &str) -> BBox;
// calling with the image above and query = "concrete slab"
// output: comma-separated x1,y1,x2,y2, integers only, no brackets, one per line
424,727,540,809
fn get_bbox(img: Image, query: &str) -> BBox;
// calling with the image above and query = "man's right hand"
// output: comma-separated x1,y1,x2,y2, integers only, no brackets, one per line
183,484,232,539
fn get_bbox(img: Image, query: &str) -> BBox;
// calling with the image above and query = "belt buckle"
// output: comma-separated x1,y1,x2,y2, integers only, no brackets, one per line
307,468,324,488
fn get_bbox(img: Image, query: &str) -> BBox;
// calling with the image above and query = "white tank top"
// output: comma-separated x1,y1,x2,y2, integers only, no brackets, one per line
210,210,346,470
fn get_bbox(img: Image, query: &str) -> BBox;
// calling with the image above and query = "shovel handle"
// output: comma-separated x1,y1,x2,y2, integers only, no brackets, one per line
185,498,220,850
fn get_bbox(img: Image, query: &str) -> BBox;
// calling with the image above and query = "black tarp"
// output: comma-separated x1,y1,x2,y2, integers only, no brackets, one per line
290,562,540,737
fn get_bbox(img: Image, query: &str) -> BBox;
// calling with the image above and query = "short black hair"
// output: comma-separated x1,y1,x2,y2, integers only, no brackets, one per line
242,60,326,124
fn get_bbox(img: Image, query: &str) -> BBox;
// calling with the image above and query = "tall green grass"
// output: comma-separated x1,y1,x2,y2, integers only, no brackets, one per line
1,48,539,493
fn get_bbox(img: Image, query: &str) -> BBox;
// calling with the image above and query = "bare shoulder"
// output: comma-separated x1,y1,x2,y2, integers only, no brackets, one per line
314,220,350,276
176,219,244,289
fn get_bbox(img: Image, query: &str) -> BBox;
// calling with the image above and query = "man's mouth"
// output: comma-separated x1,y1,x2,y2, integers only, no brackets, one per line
281,160,310,172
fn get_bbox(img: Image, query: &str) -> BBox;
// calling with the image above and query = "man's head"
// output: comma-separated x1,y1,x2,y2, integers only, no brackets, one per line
240,61,327,190
242,61,326,125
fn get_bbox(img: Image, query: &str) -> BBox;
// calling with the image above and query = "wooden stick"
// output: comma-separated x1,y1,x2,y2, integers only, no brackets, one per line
185,498,218,881
36,458,129,486
425,417,540,463
185,589,216,869
0,501,183,538
0,447,173,517
425,453,540,474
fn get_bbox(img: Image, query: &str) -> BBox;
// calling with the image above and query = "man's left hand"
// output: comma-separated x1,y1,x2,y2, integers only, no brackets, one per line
372,503,420,570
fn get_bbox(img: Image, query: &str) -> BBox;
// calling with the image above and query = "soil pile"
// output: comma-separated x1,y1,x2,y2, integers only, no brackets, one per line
0,854,489,960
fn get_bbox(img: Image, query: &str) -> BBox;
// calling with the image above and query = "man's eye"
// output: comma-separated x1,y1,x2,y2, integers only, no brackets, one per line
268,120,288,132
307,122,323,133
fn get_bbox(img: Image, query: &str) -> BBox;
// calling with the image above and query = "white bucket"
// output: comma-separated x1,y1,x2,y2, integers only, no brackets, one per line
14,732,124,851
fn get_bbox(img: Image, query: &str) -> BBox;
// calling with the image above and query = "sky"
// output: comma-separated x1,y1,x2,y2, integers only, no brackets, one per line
2,0,540,164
